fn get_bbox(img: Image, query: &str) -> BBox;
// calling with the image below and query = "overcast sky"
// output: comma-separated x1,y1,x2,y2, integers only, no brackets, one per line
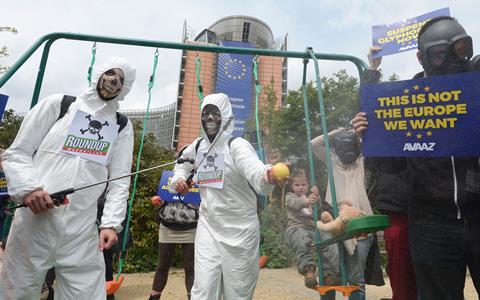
1,0,479,113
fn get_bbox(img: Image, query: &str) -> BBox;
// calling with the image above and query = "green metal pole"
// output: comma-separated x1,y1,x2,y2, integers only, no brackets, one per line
0,32,367,91
307,48,348,286
301,58,326,291
31,39,54,108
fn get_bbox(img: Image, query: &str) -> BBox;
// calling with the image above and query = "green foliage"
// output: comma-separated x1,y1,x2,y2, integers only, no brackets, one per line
260,206,294,268
124,120,175,272
0,109,23,149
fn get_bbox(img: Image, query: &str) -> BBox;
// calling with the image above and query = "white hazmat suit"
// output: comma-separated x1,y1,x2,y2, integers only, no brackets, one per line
171,93,274,300
0,57,135,300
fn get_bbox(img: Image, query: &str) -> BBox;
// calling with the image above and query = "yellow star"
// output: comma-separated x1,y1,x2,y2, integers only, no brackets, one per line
406,132,412,137
413,85,420,90
416,134,422,139
403,88,410,94
427,131,432,136
424,86,430,92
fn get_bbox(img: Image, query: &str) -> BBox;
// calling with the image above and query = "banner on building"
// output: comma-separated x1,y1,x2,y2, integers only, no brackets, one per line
157,170,200,205
216,40,254,137
360,71,480,156
372,7,450,58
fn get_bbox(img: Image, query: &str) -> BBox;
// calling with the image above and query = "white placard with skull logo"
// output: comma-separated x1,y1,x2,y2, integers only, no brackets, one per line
194,151,225,189
62,109,119,165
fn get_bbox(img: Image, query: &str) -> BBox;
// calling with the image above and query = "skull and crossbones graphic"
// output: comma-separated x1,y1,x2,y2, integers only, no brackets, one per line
203,153,219,170
80,115,109,140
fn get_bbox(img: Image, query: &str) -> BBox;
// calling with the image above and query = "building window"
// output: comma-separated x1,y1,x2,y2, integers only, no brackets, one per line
242,22,250,43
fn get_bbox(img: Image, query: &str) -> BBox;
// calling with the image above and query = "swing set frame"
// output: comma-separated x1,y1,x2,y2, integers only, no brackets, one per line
0,32,389,298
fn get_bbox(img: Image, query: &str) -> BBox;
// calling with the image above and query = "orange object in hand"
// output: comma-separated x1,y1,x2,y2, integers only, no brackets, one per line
151,195,162,206
259,255,268,268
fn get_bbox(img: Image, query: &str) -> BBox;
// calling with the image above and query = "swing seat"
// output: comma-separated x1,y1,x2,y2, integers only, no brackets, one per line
106,274,124,295
316,215,390,248
312,285,361,296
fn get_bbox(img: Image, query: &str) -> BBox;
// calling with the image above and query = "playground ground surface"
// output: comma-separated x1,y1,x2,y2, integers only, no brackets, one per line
115,267,477,300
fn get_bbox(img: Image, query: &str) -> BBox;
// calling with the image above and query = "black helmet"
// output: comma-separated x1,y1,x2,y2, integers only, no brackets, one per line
418,16,473,76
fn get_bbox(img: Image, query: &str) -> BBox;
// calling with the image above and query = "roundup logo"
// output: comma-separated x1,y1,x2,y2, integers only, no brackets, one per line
197,170,224,184
63,135,110,156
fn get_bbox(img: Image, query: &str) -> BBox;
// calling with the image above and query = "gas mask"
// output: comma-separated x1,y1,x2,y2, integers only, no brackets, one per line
96,68,125,101
201,104,222,141
418,18,473,76
332,129,361,165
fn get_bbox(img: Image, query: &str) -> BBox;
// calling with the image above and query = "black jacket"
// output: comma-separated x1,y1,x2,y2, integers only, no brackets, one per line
408,156,480,221
362,70,410,214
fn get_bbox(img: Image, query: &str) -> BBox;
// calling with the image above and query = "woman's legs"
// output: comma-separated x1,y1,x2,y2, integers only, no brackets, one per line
151,243,176,296
181,243,195,299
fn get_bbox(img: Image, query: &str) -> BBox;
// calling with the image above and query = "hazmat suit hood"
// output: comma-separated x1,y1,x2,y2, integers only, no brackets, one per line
79,56,136,111
200,93,234,143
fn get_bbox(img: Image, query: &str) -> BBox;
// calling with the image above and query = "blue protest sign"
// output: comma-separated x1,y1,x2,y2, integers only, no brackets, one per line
0,94,8,121
360,71,480,157
157,170,200,205
0,171,8,200
372,7,450,58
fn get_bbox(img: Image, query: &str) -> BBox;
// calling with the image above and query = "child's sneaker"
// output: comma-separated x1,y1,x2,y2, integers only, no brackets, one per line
303,265,318,288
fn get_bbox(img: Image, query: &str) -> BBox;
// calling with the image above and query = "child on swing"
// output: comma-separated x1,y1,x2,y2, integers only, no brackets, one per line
285,167,339,293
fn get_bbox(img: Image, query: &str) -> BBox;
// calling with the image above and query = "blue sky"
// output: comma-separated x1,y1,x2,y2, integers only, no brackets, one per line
1,0,478,113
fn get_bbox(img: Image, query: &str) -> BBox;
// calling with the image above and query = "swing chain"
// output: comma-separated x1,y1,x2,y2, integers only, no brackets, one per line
116,47,159,280
148,48,159,91
252,55,261,94
195,54,204,102
87,42,97,87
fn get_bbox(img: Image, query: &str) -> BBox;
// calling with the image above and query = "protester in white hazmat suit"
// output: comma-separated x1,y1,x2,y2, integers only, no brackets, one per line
0,57,135,300
172,93,278,300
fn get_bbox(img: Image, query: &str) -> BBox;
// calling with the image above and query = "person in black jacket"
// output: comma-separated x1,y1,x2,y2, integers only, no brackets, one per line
353,16,480,300
358,47,418,300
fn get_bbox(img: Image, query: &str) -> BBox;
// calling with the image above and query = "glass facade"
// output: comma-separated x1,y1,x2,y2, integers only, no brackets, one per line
203,16,274,49
120,102,176,149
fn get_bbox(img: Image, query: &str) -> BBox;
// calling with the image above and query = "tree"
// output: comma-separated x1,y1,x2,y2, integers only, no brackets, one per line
0,109,23,149
0,27,18,74
124,120,176,272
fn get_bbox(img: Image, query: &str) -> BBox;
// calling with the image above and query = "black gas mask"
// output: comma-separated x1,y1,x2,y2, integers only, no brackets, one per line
332,129,361,165
201,104,222,142
418,18,473,76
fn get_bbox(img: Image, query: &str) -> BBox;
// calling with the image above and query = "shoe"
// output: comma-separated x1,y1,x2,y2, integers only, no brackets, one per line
304,265,318,288
323,275,341,286
148,294,160,300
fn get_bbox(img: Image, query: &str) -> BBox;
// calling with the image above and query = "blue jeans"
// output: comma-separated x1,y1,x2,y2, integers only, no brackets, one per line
409,214,480,300
345,235,374,300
